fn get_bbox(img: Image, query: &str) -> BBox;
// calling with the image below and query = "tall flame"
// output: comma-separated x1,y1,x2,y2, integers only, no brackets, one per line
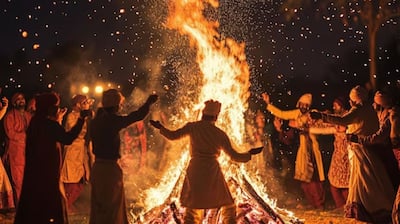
166,0,250,145
137,0,301,223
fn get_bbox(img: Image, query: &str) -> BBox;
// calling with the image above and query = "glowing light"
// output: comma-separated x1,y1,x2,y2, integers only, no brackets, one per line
33,44,40,49
81,86,89,94
94,85,103,94
22,31,28,38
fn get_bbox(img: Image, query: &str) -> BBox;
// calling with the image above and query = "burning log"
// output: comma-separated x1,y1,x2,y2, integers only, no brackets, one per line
136,161,304,224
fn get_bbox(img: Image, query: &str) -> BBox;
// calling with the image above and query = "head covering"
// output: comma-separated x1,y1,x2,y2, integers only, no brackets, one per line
102,89,124,108
374,91,392,108
349,85,368,104
11,92,24,105
71,94,87,105
202,100,221,116
333,96,346,108
296,93,312,107
35,92,60,116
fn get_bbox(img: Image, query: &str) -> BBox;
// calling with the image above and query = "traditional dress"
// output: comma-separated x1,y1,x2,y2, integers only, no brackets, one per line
321,102,396,223
14,111,84,224
60,110,91,210
3,109,31,203
160,120,251,209
310,122,350,208
266,103,325,209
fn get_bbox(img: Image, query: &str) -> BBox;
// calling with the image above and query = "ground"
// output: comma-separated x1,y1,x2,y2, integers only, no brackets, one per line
0,207,368,224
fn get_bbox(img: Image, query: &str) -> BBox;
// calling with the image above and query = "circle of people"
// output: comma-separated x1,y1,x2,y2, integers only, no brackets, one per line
0,84,398,224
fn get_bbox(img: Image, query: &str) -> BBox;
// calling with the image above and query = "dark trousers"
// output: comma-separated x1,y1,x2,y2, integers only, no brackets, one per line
301,180,325,209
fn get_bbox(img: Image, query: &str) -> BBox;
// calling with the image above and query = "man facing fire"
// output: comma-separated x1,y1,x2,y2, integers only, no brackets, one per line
150,100,262,224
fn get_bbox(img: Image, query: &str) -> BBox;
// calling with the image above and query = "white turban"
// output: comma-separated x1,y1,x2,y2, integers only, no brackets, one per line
296,93,312,107
349,85,368,104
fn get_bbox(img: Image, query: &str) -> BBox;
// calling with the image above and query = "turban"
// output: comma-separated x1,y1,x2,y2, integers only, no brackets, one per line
202,100,221,116
296,93,312,107
71,94,87,105
102,89,124,108
374,91,392,108
349,85,368,103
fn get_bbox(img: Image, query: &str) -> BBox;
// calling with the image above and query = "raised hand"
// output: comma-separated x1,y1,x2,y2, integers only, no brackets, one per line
1,97,8,108
261,93,270,104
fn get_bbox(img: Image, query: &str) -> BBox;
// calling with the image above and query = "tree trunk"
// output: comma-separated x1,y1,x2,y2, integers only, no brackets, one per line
368,27,377,91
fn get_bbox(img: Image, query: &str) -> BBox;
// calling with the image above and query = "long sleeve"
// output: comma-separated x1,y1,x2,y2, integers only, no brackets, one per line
160,124,189,140
322,104,379,136
220,134,251,162
114,101,153,130
357,118,390,145
309,126,336,135
3,110,30,142
266,104,300,120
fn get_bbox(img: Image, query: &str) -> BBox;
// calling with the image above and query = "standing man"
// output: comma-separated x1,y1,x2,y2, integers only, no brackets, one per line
3,92,32,204
60,94,93,213
261,93,325,210
310,85,395,223
14,91,87,224
149,100,262,224
89,89,158,224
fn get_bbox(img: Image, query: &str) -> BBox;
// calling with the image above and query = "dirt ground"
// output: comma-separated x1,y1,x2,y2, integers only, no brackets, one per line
0,207,367,224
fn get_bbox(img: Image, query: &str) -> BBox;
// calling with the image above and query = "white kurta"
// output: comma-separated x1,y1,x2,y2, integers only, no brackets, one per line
60,110,90,183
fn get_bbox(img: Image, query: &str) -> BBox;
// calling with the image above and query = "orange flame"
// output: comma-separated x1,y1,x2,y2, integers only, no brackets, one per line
139,0,299,223
166,0,250,145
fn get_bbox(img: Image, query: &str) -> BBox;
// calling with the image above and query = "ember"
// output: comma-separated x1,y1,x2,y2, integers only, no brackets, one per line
124,0,304,223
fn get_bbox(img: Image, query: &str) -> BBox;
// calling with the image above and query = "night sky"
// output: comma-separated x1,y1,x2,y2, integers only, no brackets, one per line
0,0,399,110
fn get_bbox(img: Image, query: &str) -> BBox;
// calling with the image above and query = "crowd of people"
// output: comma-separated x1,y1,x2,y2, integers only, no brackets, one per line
256,84,399,223
0,83,398,224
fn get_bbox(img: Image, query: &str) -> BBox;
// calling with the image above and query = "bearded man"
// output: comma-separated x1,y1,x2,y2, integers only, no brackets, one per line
3,92,32,204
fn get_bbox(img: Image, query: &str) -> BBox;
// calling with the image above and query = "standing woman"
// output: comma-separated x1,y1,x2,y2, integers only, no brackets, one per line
14,92,86,224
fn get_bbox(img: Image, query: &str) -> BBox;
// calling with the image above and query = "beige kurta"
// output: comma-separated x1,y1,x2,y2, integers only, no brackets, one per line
160,120,251,209
323,103,396,222
266,104,324,182
60,110,90,183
